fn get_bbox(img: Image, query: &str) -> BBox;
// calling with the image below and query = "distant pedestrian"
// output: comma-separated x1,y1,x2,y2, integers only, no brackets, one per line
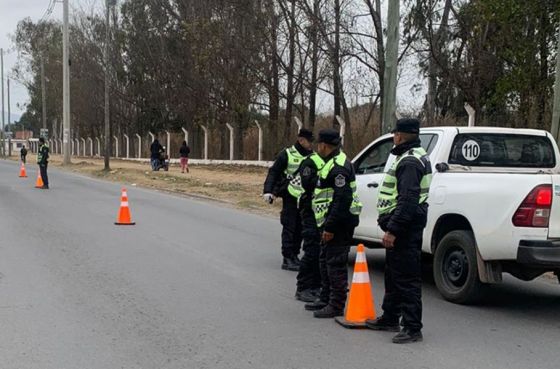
179,141,190,173
150,139,164,171
37,137,50,189
20,145,28,164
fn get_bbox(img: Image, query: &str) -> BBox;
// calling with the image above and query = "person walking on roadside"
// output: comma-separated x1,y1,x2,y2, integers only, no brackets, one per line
365,118,432,344
179,141,191,173
304,129,362,318
150,139,164,171
37,137,50,189
262,128,314,271
20,145,28,164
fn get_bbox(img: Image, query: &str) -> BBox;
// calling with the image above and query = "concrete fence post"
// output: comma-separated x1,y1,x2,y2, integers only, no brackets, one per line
166,130,171,157
465,103,476,127
87,137,93,157
96,137,101,157
336,115,346,146
124,134,130,159
113,136,119,158
225,123,234,161
181,127,189,145
254,120,263,162
135,134,141,158
199,124,208,160
81,138,86,156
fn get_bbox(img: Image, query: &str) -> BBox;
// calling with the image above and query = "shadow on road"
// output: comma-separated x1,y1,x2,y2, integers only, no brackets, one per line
351,248,560,322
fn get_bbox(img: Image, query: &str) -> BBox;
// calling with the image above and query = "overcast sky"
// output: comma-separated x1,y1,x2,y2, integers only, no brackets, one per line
1,0,423,122
1,0,57,119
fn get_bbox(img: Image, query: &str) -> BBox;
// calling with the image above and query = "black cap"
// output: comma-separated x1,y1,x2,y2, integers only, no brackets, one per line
317,129,341,145
392,118,421,134
298,128,314,142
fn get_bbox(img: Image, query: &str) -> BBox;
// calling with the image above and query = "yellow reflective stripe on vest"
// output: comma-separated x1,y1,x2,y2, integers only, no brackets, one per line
377,147,431,216
287,153,325,200
312,151,362,227
285,146,306,178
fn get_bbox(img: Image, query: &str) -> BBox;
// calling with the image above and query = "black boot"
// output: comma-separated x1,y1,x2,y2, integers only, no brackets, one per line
313,305,343,319
295,289,318,303
304,299,328,311
392,329,423,344
282,257,300,271
365,316,400,332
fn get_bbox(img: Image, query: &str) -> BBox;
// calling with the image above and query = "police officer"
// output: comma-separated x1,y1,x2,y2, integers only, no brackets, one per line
20,145,28,164
263,129,314,271
304,129,362,318
290,150,325,302
37,137,50,190
365,118,432,344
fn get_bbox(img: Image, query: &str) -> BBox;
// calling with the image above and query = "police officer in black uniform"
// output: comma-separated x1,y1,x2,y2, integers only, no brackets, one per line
304,129,361,318
263,129,314,271
293,151,324,302
37,137,50,190
365,118,432,344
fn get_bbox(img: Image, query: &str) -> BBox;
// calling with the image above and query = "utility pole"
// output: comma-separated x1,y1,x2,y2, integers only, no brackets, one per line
62,0,71,165
41,57,47,130
104,0,116,171
1,48,5,157
381,0,399,135
7,77,11,157
551,27,560,143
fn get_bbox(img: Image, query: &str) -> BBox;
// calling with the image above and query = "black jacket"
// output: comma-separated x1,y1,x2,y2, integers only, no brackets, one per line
20,148,27,157
150,142,163,159
298,155,321,210
38,145,49,166
179,145,190,158
263,142,312,197
379,139,430,235
321,149,360,233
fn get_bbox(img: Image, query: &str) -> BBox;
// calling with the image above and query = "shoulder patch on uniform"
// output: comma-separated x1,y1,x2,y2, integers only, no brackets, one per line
335,174,346,187
303,167,311,176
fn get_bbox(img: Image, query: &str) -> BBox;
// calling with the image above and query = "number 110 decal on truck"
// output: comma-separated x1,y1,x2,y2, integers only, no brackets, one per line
352,127,560,304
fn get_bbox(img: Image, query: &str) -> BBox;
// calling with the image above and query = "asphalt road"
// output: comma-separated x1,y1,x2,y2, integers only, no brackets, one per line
1,159,559,369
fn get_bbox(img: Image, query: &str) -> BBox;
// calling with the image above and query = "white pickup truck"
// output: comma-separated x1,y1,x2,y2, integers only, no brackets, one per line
352,127,560,304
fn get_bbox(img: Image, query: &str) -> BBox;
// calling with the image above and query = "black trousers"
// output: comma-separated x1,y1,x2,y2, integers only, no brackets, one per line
381,227,423,331
296,204,321,292
280,195,302,258
39,163,49,187
318,225,355,311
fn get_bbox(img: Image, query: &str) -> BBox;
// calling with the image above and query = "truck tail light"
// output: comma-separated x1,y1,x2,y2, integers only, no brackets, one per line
512,185,552,228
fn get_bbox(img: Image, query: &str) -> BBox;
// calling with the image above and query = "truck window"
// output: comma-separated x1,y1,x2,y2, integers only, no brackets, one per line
355,138,393,175
448,133,555,168
355,133,438,175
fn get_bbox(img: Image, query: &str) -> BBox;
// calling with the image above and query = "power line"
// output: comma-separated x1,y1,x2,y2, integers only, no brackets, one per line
39,0,57,24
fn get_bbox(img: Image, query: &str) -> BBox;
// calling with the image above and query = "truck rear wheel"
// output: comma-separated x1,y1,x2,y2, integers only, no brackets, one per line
433,230,484,304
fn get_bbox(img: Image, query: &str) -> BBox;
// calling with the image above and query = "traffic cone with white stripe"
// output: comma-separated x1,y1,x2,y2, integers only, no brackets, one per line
19,162,28,178
35,169,44,188
115,187,135,225
335,244,376,328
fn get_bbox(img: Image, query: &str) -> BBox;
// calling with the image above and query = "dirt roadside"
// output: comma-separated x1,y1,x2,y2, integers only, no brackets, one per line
9,155,281,217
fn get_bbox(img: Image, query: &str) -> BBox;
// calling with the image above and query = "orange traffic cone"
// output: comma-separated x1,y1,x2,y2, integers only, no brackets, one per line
19,163,28,178
35,169,44,188
335,244,376,328
115,187,135,225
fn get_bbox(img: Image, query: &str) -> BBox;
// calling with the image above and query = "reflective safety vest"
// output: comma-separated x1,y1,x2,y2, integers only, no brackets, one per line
287,153,325,200
285,145,309,198
312,152,363,227
37,143,49,164
377,147,432,216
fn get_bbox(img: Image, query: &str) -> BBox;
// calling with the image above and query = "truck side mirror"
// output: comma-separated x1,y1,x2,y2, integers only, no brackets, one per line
436,162,449,173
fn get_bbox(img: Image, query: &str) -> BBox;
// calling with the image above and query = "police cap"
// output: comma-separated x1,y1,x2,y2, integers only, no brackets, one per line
317,129,341,146
392,118,421,134
298,128,314,142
